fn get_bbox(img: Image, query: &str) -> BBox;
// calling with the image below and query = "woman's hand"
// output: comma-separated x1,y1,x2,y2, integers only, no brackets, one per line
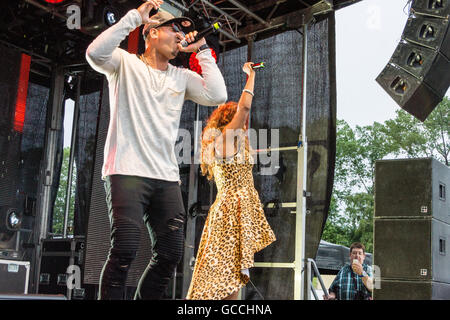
242,62,255,76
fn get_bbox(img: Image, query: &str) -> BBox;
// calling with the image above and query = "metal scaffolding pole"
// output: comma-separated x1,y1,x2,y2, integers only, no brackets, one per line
182,104,202,297
63,74,81,238
201,0,242,26
295,22,308,300
227,0,271,27
32,65,65,293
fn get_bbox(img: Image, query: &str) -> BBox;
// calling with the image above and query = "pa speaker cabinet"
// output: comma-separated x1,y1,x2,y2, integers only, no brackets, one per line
0,260,30,294
375,63,444,121
402,14,450,59
390,41,450,96
376,6,450,121
411,0,450,20
374,218,450,282
373,279,450,300
375,158,449,223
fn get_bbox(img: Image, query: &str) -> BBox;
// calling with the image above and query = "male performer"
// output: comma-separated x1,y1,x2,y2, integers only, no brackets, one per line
86,0,227,299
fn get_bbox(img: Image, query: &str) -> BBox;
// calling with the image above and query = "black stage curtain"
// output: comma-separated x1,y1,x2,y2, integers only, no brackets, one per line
74,91,101,236
0,44,50,252
0,45,22,208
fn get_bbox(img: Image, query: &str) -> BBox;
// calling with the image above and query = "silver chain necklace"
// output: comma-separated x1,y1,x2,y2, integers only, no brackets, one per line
140,55,168,93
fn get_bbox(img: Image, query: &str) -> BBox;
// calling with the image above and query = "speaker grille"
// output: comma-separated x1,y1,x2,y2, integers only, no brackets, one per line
375,63,442,121
411,0,450,19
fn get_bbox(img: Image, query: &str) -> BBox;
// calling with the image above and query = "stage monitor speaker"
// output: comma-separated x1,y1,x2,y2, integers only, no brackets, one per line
376,1,450,121
373,218,450,282
374,158,449,223
373,279,450,300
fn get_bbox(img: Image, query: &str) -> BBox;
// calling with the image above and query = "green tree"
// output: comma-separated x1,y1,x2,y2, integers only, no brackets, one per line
322,98,449,252
383,96,449,164
52,147,76,235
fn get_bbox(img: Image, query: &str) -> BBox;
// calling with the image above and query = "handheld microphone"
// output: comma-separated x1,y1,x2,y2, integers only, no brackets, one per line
180,22,221,47
251,62,265,70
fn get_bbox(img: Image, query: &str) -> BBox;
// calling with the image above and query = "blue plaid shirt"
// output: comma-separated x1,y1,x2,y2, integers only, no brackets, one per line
329,263,373,300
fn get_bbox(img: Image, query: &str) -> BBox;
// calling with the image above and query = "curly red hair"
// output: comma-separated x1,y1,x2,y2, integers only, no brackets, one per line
201,102,240,180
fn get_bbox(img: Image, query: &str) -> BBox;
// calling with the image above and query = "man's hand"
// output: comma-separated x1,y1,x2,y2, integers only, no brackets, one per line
323,292,336,300
138,0,163,25
178,31,207,53
352,260,364,276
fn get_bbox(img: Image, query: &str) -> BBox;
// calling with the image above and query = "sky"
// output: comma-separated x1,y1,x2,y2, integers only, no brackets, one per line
64,0,450,146
335,0,450,128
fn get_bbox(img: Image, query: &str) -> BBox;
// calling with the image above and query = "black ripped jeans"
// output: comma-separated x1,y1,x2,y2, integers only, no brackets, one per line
98,175,185,300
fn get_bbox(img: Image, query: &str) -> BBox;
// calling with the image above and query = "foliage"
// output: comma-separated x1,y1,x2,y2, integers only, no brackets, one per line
52,147,76,235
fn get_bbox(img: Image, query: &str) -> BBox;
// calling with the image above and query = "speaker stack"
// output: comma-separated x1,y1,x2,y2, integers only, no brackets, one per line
373,158,450,299
376,0,450,121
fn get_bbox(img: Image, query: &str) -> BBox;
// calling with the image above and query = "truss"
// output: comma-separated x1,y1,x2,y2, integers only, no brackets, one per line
177,0,338,46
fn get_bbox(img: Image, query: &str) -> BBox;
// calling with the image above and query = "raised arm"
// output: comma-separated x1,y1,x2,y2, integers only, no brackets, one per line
184,49,228,106
225,62,255,130
85,1,162,75
216,62,255,158
352,261,374,293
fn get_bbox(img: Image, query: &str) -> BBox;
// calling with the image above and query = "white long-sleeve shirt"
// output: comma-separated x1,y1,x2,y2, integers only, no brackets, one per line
86,9,227,181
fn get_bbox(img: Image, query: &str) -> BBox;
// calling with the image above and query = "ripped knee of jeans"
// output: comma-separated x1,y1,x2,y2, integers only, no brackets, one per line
167,213,185,232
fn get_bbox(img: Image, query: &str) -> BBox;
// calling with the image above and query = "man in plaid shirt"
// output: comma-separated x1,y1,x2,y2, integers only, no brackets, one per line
325,242,374,300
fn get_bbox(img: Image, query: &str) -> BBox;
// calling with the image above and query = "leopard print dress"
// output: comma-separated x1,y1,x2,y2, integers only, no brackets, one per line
186,137,276,300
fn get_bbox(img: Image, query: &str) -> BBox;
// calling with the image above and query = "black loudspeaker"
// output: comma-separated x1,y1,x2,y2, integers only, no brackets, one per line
402,14,450,58
411,0,450,20
374,218,450,282
374,279,450,300
375,158,449,222
376,0,450,121
373,158,450,300
376,63,443,121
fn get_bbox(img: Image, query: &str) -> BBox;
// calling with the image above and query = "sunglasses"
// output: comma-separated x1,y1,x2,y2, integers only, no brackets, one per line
158,22,185,36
